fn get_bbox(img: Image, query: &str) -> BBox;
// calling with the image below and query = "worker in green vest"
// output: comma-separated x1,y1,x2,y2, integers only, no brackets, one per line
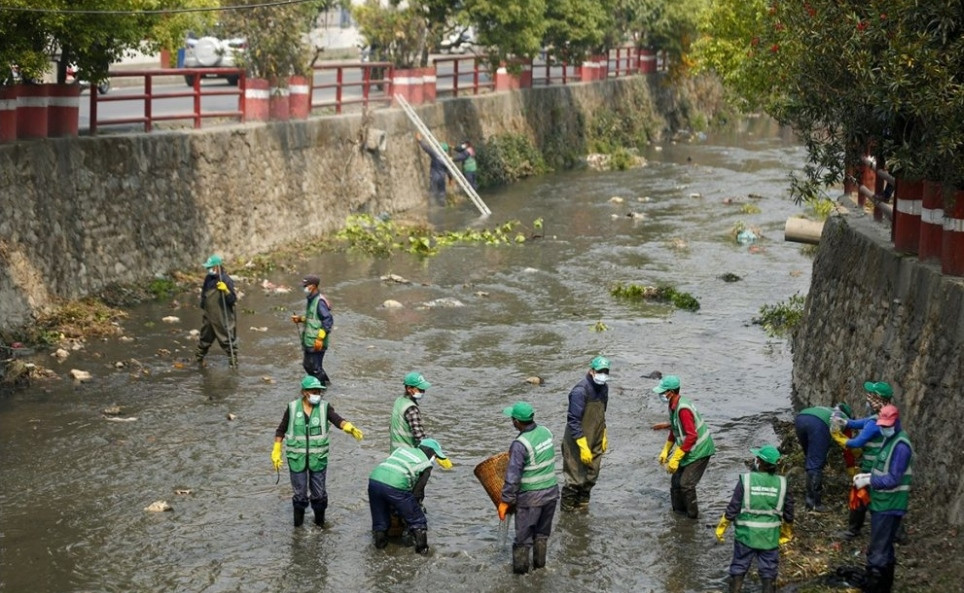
852,404,912,593
390,371,435,504
291,274,333,386
560,356,610,511
794,402,856,511
453,140,478,190
368,438,452,553
715,444,794,593
499,401,559,574
653,374,716,519
271,376,364,527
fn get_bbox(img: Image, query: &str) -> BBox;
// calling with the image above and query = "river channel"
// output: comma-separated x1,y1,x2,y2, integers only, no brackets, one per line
1,118,812,593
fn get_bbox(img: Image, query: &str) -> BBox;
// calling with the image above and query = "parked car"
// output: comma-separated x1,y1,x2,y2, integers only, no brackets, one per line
181,36,245,86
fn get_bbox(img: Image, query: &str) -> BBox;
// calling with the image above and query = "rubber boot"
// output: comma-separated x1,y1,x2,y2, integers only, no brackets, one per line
194,346,207,363
577,488,591,508
413,528,429,555
861,568,882,593
728,573,745,593
841,508,863,539
760,578,776,593
683,489,699,519
293,507,305,527
879,564,895,593
806,471,827,512
512,544,530,574
373,530,388,549
313,508,325,526
670,486,686,514
532,538,548,569
560,486,579,512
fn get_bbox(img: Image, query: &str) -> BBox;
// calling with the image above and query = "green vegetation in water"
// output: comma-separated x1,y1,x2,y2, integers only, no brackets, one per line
740,203,762,214
476,133,548,188
336,214,533,257
148,277,178,300
719,273,742,282
753,293,806,337
806,197,836,221
24,298,126,347
593,321,609,332
588,105,655,155
610,282,701,312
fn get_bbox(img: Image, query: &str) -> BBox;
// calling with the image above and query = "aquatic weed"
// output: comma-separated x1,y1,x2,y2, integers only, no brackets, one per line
753,294,806,337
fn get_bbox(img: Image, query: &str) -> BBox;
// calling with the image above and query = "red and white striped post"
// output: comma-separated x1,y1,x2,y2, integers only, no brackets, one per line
392,69,424,105
269,83,290,121
16,83,49,139
942,189,964,276
421,67,437,103
0,85,18,143
918,180,943,262
859,155,876,207
893,177,922,254
638,49,657,74
47,83,81,137
288,75,309,119
244,78,270,122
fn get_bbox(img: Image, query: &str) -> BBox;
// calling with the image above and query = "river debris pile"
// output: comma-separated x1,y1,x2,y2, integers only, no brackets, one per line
610,282,701,312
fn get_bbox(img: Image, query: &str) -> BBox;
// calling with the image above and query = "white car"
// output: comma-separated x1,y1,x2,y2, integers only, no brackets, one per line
182,36,245,86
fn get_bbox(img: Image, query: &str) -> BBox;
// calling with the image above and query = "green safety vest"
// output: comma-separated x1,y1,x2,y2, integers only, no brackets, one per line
301,293,331,349
285,399,330,472
800,406,834,427
869,433,913,513
671,397,716,465
390,396,418,452
463,153,477,173
734,472,787,550
370,446,433,491
515,425,558,492
859,414,885,473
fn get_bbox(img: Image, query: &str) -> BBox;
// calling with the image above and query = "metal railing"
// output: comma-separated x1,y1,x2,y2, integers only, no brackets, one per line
432,56,494,97
309,61,393,114
531,59,581,86
89,68,244,134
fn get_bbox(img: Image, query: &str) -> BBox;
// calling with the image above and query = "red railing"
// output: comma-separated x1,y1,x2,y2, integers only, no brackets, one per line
609,47,642,77
309,61,393,114
432,56,494,97
531,59,581,86
89,68,244,134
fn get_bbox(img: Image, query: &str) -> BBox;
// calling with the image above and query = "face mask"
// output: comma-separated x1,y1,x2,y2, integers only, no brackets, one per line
659,392,670,403
880,426,895,438
304,287,313,295
753,459,760,471
207,269,218,276
592,373,609,385
307,394,322,405
412,391,424,401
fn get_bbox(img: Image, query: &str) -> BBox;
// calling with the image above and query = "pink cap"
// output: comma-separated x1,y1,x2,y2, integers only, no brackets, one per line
876,404,899,427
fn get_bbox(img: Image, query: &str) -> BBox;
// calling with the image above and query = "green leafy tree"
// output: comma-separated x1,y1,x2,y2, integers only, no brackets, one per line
616,0,706,72
223,0,323,81
542,0,612,64
351,0,461,69
463,0,547,71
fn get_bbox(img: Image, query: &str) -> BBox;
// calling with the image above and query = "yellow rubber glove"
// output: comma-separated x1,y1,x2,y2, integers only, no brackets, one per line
342,421,363,441
436,457,453,470
779,523,793,545
498,502,511,520
831,430,849,449
601,428,608,453
715,515,730,542
271,441,283,471
658,440,673,465
216,281,228,293
666,448,686,473
575,436,593,465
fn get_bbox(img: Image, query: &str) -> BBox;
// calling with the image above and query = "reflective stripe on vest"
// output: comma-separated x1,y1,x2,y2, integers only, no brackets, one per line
516,425,557,492
284,399,330,472
302,293,331,349
734,472,786,550
671,397,716,464
870,433,913,512
390,396,417,452
369,447,432,491
860,414,884,472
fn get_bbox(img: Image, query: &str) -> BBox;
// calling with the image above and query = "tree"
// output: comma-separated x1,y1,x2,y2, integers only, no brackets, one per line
351,0,462,69
463,0,547,71
223,0,323,81
542,0,612,64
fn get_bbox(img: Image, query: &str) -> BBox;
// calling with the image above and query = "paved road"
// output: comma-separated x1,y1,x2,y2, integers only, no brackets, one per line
82,62,500,133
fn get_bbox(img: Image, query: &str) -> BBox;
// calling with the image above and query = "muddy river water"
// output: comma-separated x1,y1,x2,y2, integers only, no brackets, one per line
1,118,813,593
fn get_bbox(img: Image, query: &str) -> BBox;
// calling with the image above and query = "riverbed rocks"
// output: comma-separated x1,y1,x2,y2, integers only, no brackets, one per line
144,501,172,512
69,369,92,382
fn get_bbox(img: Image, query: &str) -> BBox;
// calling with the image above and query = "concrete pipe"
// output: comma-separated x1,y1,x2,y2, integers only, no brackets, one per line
366,128,387,153
784,217,824,244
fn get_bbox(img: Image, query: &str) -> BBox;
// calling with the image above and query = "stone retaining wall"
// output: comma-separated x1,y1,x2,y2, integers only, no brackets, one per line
793,210,964,525
0,75,725,334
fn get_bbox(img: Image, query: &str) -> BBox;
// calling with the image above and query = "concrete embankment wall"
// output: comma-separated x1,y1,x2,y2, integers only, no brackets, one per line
792,211,964,525
0,75,725,334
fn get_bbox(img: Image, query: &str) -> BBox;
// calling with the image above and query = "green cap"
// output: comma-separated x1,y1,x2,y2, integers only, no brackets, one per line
301,375,325,390
863,381,893,399
403,372,431,390
751,444,781,465
835,402,853,419
440,142,449,152
590,356,611,371
503,401,535,422
652,375,681,394
420,438,447,460
203,254,223,268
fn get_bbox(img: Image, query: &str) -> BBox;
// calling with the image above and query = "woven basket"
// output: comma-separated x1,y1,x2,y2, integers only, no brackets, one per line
474,451,510,511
